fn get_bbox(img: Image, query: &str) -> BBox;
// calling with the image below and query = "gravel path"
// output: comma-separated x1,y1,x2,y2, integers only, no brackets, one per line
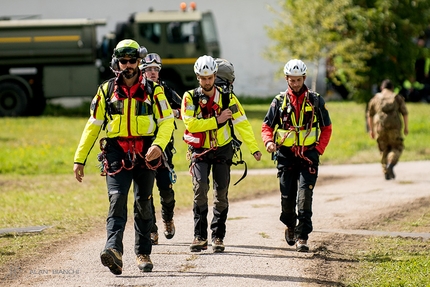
5,161,430,287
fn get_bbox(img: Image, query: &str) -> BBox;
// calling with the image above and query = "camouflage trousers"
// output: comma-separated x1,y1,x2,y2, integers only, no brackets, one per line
376,129,404,173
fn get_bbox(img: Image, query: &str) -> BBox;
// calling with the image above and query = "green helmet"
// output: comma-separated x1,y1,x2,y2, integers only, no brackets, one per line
113,39,147,58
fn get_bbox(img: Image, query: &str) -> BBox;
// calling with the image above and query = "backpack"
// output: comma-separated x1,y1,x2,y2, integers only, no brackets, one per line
375,92,401,129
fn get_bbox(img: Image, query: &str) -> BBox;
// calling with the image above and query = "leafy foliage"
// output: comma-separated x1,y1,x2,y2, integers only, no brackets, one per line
265,0,430,101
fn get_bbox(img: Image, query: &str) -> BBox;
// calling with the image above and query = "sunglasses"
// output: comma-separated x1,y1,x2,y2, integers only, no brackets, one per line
119,58,138,64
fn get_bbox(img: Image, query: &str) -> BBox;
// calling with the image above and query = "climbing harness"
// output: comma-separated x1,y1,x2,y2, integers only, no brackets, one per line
97,137,162,176
274,91,320,175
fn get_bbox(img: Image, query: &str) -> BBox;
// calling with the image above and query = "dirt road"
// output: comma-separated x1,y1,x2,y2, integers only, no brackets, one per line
4,161,430,287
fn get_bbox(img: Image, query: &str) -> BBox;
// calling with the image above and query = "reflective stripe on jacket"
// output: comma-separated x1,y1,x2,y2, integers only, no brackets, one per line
181,86,259,154
74,74,174,165
261,85,332,155
275,92,318,147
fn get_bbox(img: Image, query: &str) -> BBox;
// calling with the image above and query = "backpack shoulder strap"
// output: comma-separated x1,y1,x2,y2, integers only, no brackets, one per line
221,89,231,111
308,90,323,133
186,88,200,114
143,78,156,102
308,90,319,108
308,90,321,117
222,89,237,139
99,78,115,130
160,80,182,108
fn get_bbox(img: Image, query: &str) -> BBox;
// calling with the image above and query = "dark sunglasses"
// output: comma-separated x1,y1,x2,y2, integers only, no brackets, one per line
119,58,138,64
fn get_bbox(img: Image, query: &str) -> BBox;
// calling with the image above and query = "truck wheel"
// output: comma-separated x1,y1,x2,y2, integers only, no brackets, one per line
0,82,29,117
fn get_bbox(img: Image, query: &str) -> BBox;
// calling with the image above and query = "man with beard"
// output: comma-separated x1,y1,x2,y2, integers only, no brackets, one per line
261,59,332,252
181,55,262,253
73,39,175,274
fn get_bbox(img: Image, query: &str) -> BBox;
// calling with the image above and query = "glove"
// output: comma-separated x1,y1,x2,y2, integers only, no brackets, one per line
146,145,162,161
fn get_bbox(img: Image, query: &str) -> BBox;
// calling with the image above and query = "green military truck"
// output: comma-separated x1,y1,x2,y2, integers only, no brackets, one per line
0,7,220,116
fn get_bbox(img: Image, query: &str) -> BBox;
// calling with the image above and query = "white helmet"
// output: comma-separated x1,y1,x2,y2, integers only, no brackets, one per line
194,55,218,76
140,53,162,70
283,59,307,76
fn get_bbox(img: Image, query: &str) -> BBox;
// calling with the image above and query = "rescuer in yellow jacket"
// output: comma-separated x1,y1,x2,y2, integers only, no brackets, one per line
181,55,262,253
73,39,175,274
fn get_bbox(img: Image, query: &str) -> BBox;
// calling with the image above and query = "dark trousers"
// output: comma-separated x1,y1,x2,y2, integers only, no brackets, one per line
151,141,176,232
104,138,155,256
277,147,319,240
190,143,233,240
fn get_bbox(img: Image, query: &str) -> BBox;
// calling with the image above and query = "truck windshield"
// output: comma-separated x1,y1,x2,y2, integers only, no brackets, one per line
201,13,218,44
167,21,198,44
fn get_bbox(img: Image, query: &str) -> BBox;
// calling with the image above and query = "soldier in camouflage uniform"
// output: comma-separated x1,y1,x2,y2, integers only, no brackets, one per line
367,79,409,180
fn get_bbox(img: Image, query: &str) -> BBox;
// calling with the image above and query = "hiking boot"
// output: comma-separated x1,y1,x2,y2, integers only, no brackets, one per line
212,238,225,253
150,232,159,245
285,227,296,246
163,220,175,239
136,254,153,272
190,237,208,252
386,164,395,180
384,172,391,180
296,239,309,252
100,248,123,275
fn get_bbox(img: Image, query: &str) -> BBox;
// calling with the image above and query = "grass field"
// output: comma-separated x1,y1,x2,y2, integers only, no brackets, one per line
1,100,430,285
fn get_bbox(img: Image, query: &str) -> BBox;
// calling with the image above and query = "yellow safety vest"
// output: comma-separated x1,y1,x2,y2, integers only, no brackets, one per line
275,92,319,147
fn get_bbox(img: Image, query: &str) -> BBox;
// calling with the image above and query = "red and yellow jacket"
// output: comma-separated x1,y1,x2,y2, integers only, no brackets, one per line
74,74,174,165
181,86,259,155
261,86,332,155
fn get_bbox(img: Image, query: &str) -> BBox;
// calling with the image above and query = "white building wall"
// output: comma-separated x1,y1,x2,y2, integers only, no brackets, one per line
1,0,326,97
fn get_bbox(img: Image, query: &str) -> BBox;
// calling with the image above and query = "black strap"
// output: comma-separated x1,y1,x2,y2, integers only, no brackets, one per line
100,78,115,130
309,91,321,140
189,87,248,184
221,89,247,185
230,139,247,185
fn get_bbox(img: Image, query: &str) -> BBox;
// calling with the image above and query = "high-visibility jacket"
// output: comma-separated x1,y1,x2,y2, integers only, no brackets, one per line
181,86,259,155
74,74,175,165
274,91,319,147
261,86,332,155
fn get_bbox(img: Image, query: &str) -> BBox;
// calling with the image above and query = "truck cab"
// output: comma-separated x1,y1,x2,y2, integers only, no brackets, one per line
0,18,106,116
104,6,221,94
0,4,221,116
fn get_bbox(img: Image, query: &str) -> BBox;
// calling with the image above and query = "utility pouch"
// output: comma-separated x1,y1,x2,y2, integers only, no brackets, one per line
183,130,206,148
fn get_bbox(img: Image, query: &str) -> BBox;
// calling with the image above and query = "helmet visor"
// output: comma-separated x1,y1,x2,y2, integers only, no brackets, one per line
144,53,162,65
114,47,137,58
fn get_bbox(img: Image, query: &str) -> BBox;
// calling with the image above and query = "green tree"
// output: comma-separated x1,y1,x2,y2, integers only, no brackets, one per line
265,0,430,101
